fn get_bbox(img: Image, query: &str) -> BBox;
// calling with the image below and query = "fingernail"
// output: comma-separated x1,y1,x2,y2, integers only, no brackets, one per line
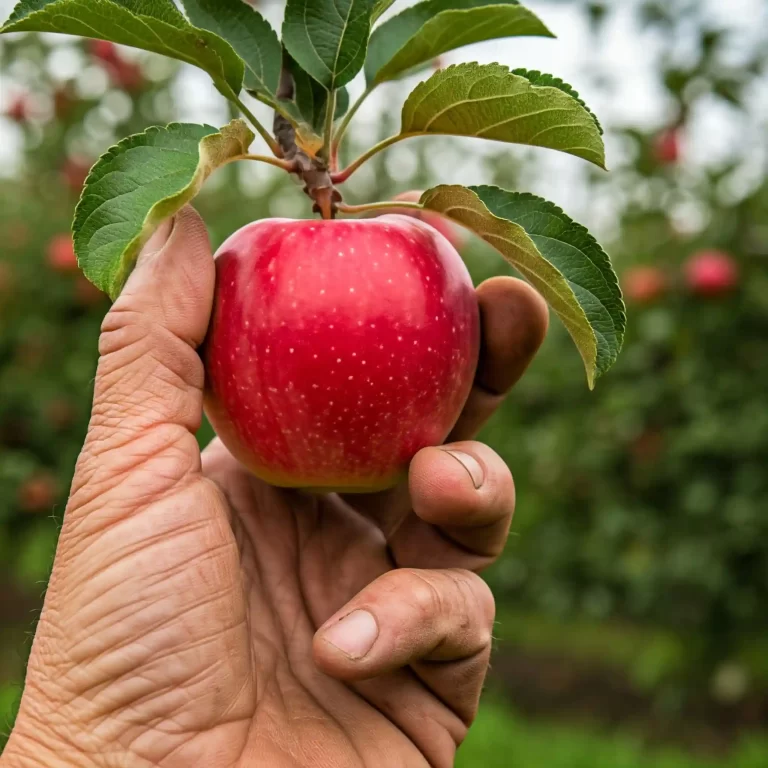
323,610,379,659
443,449,485,489
136,217,174,268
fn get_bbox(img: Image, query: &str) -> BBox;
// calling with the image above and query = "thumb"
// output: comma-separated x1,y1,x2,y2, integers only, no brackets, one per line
73,206,214,503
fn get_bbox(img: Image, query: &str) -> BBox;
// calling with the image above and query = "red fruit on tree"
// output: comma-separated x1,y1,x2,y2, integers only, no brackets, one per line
47,233,78,272
684,250,739,297
623,266,667,304
5,95,32,123
111,59,145,92
89,39,120,65
653,128,681,165
204,215,480,492
18,473,58,513
61,157,91,193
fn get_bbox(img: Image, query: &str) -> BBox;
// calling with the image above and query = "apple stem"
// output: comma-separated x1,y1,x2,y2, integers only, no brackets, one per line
337,201,424,216
331,134,406,184
236,154,298,172
233,95,283,158
320,90,337,166
331,84,376,161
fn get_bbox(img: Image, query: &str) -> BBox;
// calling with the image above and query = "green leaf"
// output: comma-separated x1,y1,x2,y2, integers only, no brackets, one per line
179,0,281,99
74,120,254,300
1,0,244,97
513,68,603,134
282,0,371,90
370,0,397,22
420,185,624,386
366,0,554,86
401,62,606,168
277,56,350,156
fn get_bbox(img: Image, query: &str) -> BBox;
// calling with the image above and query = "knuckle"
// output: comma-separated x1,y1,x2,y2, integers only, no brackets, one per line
391,569,444,622
451,569,495,645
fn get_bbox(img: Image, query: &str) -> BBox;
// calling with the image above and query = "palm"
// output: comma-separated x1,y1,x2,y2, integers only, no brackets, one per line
180,440,475,768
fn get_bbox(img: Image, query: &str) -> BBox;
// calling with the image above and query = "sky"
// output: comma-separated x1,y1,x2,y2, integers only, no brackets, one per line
1,0,766,232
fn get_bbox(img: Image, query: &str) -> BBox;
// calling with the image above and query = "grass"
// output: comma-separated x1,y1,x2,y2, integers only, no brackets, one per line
458,698,768,768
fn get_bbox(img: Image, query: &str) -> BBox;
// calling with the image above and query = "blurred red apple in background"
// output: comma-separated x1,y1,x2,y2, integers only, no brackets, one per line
684,250,739,297
47,233,78,272
204,215,480,492
623,266,667,305
89,39,120,66
5,94,32,123
18,472,57,513
654,128,682,165
61,156,91,194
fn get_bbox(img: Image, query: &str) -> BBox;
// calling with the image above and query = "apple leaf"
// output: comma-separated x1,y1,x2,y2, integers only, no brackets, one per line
282,0,371,90
179,0,281,100
74,120,254,300
0,0,244,97
420,185,625,386
401,63,606,168
366,0,554,86
370,0,397,23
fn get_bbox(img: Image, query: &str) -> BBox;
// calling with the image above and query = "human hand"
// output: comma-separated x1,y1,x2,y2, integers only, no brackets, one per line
2,206,547,768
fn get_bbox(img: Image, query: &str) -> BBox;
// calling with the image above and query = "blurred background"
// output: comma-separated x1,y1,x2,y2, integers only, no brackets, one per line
1,0,767,765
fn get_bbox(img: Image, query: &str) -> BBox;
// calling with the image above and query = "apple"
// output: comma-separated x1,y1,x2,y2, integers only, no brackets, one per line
684,250,739,297
204,215,480,492
375,191,468,252
89,39,120,66
110,59,145,92
653,128,681,166
47,233,78,272
61,157,91,194
18,472,57,513
623,266,667,305
5,95,32,123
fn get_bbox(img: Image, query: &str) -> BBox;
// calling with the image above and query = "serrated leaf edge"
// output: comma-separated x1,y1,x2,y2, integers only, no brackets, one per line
73,119,254,300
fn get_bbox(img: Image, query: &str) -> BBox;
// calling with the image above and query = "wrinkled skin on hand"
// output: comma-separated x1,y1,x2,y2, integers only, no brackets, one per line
2,207,547,768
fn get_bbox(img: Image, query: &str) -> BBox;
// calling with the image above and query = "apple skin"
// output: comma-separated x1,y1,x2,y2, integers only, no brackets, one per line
47,233,78,272
653,128,681,166
623,266,667,305
684,250,739,297
203,215,480,492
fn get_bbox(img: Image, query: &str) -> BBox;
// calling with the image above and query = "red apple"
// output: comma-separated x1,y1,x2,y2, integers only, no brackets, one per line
204,215,480,492
623,266,667,304
110,59,145,92
61,157,91,194
89,39,120,66
18,472,57,513
684,250,739,297
5,95,32,123
47,233,78,272
653,128,681,165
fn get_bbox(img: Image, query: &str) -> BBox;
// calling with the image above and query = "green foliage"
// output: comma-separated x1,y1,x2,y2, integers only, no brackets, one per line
73,120,254,299
0,0,245,97
458,699,768,768
472,186,625,381
400,63,606,168
179,0,282,99
365,0,554,85
421,185,624,386
282,0,372,90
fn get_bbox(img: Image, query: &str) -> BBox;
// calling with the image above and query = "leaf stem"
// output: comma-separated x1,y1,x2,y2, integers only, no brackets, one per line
331,133,406,183
332,84,376,159
235,154,297,172
337,200,424,216
320,89,337,166
233,95,282,157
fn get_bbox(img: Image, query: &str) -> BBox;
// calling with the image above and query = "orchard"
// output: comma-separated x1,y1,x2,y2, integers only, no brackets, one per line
0,0,767,764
